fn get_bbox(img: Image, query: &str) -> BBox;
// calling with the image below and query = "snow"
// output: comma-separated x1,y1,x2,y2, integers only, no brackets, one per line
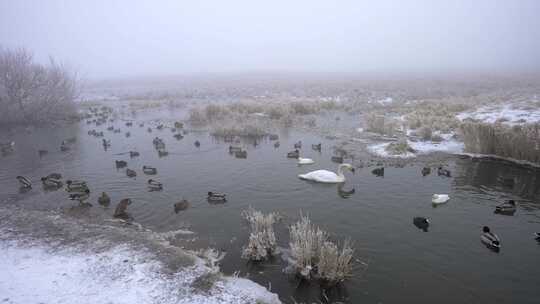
367,138,464,158
367,142,416,158
0,239,281,304
457,104,540,125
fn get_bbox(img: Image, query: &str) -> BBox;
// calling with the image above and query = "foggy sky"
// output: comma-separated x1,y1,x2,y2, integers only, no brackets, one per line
1,0,539,79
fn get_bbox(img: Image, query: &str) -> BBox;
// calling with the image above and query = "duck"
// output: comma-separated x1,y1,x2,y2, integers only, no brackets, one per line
413,217,430,232
98,192,111,206
437,166,452,177
331,156,344,164
142,166,158,175
312,143,322,151
274,141,280,148
38,149,48,157
60,141,70,151
148,179,163,190
147,127,152,133
126,121,133,127
69,189,90,202
66,180,89,192
174,121,183,129
372,167,384,177
287,149,300,158
269,134,279,141
46,173,62,180
113,198,132,219
41,177,63,188
495,200,516,214
125,132,131,137
421,167,431,176
107,126,114,131
173,133,184,140
337,184,355,198
235,150,247,159
535,232,540,240
157,149,169,157
229,145,242,153
115,160,127,168
126,169,137,178
174,199,190,213
294,141,302,149
102,139,111,147
298,157,315,165
432,194,450,205
16,176,32,188
481,226,501,251
194,140,201,148
129,151,140,158
299,163,355,183
208,191,227,202
157,124,164,130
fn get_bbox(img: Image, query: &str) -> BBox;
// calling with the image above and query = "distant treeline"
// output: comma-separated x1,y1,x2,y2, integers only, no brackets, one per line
0,47,79,125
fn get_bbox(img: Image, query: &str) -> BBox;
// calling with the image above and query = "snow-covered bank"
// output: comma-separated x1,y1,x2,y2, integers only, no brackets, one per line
0,238,281,304
367,139,464,158
457,103,540,125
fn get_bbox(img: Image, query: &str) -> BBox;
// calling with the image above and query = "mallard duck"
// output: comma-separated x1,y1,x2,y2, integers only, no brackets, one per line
174,122,183,129
69,189,90,202
66,137,77,144
432,194,450,205
331,156,343,164
66,180,89,192
148,179,163,190
38,149,48,157
208,191,227,202
126,169,137,178
413,217,430,232
194,140,201,148
274,141,280,148
437,166,451,177
421,167,431,176
113,198,132,219
157,124,164,130
235,150,247,159
157,149,168,157
113,129,121,133
337,184,355,198
60,142,70,151
173,133,184,140
102,139,111,147
147,127,152,133
41,177,63,188
229,145,242,153
535,232,540,240
287,149,300,158
129,151,140,157
312,143,321,151
143,166,158,175
115,160,127,168
174,199,190,213
98,192,111,206
16,176,32,188
481,226,501,251
372,167,384,177
294,141,302,149
107,126,114,131
125,132,131,137
139,123,144,127
126,121,133,127
46,173,62,180
495,200,516,214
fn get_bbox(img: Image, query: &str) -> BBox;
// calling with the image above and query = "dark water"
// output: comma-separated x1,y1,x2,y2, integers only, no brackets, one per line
1,109,539,304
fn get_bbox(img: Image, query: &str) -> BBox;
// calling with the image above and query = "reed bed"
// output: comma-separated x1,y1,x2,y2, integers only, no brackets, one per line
241,208,280,261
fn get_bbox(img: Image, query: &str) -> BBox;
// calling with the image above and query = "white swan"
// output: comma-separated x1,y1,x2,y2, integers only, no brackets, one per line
298,157,315,165
298,163,355,183
432,194,450,204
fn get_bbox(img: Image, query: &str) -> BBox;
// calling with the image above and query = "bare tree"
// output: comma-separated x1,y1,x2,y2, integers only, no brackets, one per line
0,47,79,125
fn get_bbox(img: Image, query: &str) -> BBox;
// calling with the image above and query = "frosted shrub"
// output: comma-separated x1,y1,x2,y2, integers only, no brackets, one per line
289,215,355,284
241,208,279,261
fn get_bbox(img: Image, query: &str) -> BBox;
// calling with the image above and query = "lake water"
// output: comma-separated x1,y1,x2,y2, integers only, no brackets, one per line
1,108,539,304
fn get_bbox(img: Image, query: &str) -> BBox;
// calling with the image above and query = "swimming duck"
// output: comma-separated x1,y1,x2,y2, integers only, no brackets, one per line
495,200,516,214
269,134,279,141
235,150,247,159
98,192,111,206
107,126,114,131
16,176,32,188
274,141,280,148
41,177,63,188
126,169,137,178
312,143,321,151
115,160,127,168
372,167,384,177
432,194,450,205
294,141,302,149
139,123,145,127
299,163,355,183
173,133,184,140
208,191,227,202
194,140,201,148
437,166,452,177
69,189,90,202
102,139,111,147
337,184,355,198
143,166,158,175
413,217,430,232
60,141,70,151
174,122,183,129
481,226,501,251
298,157,315,165
113,129,121,133
331,156,344,164
157,149,169,157
174,199,190,213
535,232,540,240
148,179,163,190
157,124,164,130
147,127,152,133
287,149,300,158
65,137,77,144
113,198,132,219
46,173,62,180
126,121,133,127
66,180,89,192
421,167,431,176
38,149,48,157
125,132,131,137
129,151,140,158
229,145,242,153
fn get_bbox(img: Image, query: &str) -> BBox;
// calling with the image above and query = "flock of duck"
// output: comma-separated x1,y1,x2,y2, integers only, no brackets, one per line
8,106,540,251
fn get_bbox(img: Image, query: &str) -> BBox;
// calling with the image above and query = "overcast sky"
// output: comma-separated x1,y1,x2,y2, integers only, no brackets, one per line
1,0,539,79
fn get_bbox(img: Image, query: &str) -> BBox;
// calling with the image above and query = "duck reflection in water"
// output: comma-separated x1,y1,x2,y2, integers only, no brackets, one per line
337,183,355,199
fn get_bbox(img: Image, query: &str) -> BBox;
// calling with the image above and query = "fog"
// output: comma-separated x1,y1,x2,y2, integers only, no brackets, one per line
1,0,539,79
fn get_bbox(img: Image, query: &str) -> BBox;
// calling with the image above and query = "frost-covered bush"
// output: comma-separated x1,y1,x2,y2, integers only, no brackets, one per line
288,215,354,284
241,208,279,261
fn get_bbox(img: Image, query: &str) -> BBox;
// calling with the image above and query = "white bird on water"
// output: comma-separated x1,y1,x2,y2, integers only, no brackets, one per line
297,157,315,165
432,194,450,204
298,163,355,183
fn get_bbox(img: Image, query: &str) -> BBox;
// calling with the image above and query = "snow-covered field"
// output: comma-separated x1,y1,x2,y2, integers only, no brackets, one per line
0,237,280,304
457,103,540,125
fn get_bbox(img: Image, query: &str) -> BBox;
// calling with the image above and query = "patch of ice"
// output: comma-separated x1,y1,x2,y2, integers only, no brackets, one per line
457,104,540,125
0,239,281,304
